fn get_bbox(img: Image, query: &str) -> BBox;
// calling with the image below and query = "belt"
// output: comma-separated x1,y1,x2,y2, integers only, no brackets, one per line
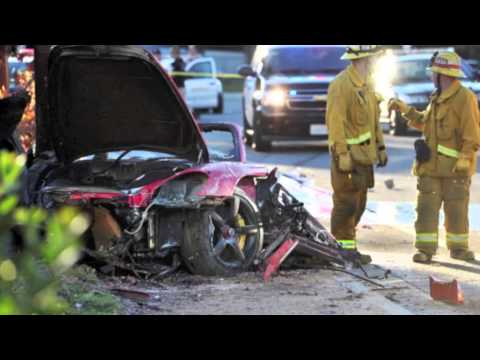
346,131,372,146
347,140,370,151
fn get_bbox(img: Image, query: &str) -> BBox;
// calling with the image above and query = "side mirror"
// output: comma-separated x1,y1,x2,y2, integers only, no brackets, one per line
199,123,246,163
238,65,257,78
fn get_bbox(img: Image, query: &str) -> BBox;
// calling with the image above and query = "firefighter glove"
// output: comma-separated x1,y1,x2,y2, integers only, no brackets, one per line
388,98,409,117
453,154,471,173
338,152,353,173
378,148,388,168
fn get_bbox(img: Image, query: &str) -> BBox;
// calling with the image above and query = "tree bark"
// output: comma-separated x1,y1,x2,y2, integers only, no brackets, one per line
0,46,9,97
34,45,51,154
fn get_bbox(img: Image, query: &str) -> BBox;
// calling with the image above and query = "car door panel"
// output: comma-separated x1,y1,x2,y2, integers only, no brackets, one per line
185,58,218,109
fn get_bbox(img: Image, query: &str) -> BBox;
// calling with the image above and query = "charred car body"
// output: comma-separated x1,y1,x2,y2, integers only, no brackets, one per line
1,45,360,279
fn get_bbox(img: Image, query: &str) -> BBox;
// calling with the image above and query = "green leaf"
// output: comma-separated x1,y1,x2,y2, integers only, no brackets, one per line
0,195,18,216
0,152,25,195
0,260,17,282
0,296,19,315
43,218,65,264
14,208,47,226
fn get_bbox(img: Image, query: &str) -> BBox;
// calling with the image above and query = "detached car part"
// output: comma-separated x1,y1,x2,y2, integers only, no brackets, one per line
256,170,362,280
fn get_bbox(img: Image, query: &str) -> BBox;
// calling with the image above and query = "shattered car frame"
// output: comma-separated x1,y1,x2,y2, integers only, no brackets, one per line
21,45,270,277
2,45,360,279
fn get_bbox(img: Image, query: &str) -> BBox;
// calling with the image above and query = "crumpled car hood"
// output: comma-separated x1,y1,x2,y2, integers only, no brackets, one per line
46,45,208,163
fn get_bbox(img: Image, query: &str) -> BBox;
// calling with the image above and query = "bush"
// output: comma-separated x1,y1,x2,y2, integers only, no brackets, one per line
0,151,88,315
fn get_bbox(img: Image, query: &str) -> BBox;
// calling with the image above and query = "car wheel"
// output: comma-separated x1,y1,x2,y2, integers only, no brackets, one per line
252,112,272,152
181,188,264,277
390,112,407,136
213,94,224,114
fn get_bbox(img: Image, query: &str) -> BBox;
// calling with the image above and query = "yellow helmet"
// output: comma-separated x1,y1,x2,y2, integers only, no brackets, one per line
341,45,384,60
429,51,466,78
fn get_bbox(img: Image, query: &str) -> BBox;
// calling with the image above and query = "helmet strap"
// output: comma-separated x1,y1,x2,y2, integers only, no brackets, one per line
434,73,442,94
430,52,442,93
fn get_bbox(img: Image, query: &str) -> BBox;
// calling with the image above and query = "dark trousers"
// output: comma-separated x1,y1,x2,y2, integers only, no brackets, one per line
331,161,374,250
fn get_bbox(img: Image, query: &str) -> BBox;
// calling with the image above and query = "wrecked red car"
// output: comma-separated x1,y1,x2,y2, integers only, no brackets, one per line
20,45,271,276
3,45,360,280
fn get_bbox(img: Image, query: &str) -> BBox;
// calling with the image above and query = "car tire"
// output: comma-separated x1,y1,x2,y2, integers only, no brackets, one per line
213,94,224,114
252,112,272,152
390,111,408,136
180,188,264,277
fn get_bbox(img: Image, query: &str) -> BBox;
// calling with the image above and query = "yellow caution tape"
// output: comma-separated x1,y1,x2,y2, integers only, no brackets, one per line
169,71,244,80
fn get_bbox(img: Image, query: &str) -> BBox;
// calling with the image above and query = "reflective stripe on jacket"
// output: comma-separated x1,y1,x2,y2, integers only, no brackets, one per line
326,65,385,166
403,81,480,177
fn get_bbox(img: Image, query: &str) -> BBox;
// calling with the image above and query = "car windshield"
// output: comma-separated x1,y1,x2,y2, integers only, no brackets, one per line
262,47,348,76
202,129,236,162
393,58,476,85
76,150,183,162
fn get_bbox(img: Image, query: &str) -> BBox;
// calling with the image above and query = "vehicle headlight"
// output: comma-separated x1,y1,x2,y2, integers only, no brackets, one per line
154,175,208,206
253,90,264,101
263,89,287,108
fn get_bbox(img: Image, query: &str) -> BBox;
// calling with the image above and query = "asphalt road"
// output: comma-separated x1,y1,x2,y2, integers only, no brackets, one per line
200,93,480,206
200,93,419,174
90,93,480,315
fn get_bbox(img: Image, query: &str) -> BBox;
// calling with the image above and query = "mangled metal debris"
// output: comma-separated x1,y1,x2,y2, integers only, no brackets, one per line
3,45,366,283
79,169,362,282
255,169,362,282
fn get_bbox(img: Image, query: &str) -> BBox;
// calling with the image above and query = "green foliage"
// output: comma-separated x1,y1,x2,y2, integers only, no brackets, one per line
0,151,88,315
61,281,123,315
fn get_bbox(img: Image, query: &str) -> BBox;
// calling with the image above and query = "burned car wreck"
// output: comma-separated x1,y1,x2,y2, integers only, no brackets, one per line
6,45,361,279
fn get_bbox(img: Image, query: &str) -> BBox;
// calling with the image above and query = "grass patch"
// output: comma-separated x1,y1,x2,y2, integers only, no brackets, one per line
59,266,124,315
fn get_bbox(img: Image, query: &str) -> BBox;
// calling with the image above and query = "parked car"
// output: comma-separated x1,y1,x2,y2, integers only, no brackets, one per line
238,45,348,151
19,45,266,277
160,56,224,114
466,59,480,74
383,49,480,136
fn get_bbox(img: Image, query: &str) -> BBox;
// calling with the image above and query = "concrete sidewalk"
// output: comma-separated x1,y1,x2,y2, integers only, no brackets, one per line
358,225,480,314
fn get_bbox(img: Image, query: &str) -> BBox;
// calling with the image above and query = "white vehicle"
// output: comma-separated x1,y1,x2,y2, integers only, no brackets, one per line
161,57,224,114
376,48,480,135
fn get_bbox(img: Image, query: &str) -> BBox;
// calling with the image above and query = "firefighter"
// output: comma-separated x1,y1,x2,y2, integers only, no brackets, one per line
327,45,388,265
389,51,480,263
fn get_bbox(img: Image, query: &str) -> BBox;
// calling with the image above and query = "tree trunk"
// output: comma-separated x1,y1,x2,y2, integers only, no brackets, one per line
34,45,51,154
0,46,9,97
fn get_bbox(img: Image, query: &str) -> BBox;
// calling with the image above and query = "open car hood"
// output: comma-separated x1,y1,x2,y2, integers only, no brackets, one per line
46,45,208,163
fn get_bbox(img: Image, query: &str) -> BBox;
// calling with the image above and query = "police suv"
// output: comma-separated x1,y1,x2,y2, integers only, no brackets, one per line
239,45,348,151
